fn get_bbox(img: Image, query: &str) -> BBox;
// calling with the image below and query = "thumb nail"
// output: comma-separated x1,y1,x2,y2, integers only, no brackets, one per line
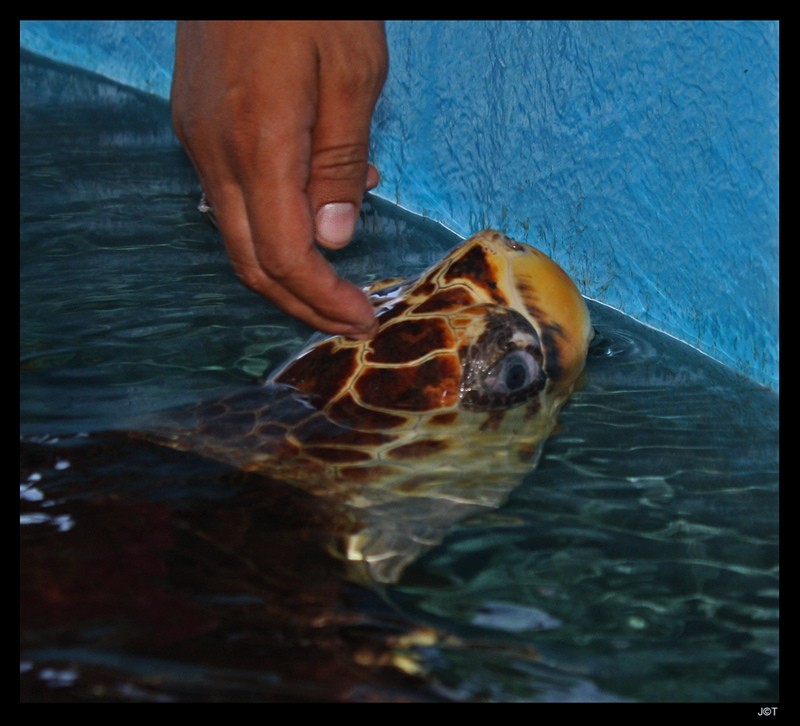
316,202,356,248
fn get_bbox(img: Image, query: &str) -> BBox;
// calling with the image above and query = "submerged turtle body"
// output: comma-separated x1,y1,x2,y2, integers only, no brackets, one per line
154,230,592,583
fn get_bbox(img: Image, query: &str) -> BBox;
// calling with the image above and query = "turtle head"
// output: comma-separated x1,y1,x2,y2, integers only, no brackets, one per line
272,230,591,419
434,229,592,400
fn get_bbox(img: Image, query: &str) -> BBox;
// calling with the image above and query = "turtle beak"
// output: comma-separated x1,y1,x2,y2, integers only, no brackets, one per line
504,240,593,390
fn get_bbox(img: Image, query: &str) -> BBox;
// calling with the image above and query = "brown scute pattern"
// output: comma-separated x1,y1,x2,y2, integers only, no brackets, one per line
273,440,301,459
394,475,437,494
443,244,508,305
205,410,257,436
292,412,394,447
253,422,290,440
412,276,438,298
237,435,299,460
413,286,477,314
366,318,454,364
326,394,407,431
375,299,411,325
274,341,359,403
355,355,461,411
429,412,458,426
338,465,403,483
304,446,373,463
386,438,449,460
246,386,320,426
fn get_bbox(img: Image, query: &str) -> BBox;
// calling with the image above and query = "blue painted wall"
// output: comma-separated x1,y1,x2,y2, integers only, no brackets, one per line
19,20,779,390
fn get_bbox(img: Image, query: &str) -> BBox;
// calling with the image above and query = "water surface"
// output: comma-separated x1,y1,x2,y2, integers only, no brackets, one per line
20,50,779,703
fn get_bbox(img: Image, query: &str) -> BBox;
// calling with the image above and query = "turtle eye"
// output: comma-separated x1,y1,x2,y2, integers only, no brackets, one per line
458,308,546,410
483,349,540,395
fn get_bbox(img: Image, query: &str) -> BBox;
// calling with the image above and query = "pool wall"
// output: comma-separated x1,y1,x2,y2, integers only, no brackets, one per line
19,20,779,390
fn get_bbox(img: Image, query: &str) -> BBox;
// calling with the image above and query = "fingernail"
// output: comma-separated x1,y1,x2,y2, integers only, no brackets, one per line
316,202,356,247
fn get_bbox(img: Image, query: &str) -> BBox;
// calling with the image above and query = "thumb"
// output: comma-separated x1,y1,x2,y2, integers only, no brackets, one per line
307,24,388,250
308,120,381,250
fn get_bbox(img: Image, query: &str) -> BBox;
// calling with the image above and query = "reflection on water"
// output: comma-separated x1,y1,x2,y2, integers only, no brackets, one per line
20,50,778,702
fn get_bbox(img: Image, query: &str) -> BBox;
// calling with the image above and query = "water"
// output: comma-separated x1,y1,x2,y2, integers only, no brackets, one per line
20,50,779,703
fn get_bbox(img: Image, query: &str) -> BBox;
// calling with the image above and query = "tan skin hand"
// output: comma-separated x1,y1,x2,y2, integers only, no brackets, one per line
170,21,389,339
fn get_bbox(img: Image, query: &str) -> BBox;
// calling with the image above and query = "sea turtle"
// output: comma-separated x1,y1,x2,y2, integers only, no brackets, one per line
147,230,592,584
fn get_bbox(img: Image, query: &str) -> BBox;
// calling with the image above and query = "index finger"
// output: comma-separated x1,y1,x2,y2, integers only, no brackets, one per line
212,180,378,338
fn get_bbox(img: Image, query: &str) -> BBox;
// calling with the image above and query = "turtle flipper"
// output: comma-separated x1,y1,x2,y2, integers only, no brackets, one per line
341,502,489,584
336,446,543,584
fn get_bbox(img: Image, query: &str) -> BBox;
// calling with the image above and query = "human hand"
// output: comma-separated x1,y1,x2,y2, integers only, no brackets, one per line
170,21,388,338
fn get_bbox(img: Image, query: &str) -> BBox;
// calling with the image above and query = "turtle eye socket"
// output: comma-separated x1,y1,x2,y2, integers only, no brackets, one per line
483,349,540,395
458,307,546,410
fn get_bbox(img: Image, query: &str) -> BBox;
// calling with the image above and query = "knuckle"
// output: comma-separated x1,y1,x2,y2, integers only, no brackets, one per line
336,55,386,97
174,87,279,164
263,256,301,284
332,50,388,101
310,143,369,181
257,244,308,285
216,98,268,155
233,256,296,289
323,27,389,100
230,261,266,293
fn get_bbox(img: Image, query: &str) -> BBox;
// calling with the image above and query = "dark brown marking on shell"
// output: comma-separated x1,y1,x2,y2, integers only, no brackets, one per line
444,244,508,305
292,412,394,447
339,465,403,484
429,412,458,426
190,400,228,419
366,318,455,364
413,275,438,298
274,341,359,403
479,410,507,432
304,446,373,464
242,436,299,460
326,393,407,431
397,475,431,494
199,411,257,438
274,439,301,459
203,403,236,420
253,422,290,440
237,384,319,426
387,438,449,460
375,299,411,325
413,286,477,314
355,355,461,412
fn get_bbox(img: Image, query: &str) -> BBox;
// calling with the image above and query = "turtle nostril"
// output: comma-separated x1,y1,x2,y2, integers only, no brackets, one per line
502,235,524,251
